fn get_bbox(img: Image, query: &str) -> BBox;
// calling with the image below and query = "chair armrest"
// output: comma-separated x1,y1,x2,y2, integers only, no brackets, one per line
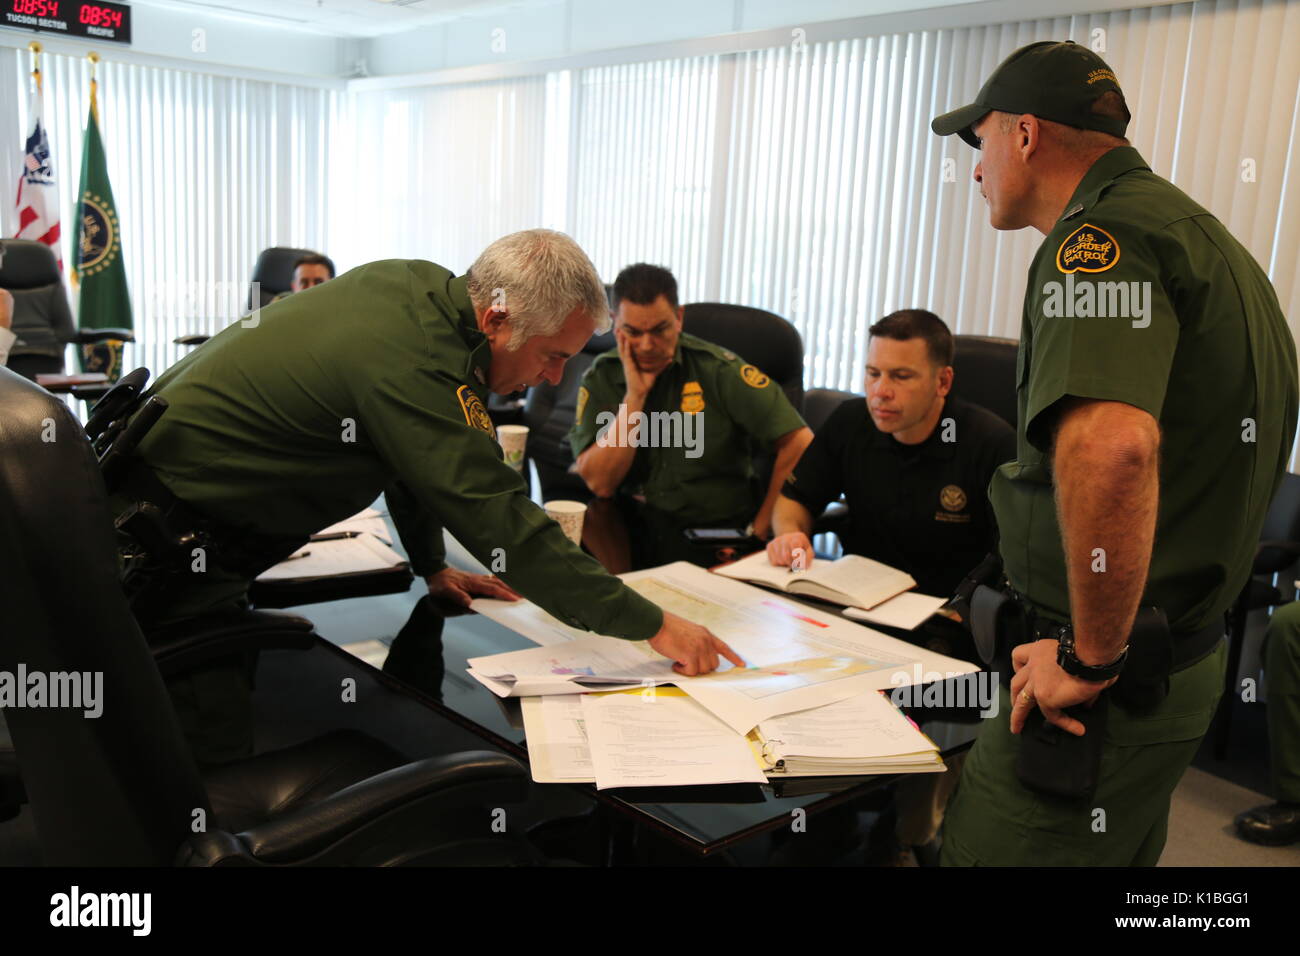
146,609,317,676
1255,540,1300,575
248,565,415,609
812,500,849,537
180,751,530,866
71,327,135,344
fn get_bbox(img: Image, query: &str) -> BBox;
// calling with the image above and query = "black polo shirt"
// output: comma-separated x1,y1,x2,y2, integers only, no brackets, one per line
781,394,1016,597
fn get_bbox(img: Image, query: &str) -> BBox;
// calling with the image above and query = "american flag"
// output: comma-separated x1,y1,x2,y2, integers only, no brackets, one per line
13,75,62,270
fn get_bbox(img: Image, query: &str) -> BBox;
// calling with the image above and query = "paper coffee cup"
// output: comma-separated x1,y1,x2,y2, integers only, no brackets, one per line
497,424,529,472
544,499,587,545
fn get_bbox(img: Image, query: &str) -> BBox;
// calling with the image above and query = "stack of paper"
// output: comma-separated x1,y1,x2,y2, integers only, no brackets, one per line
256,508,405,582
522,688,941,789
469,561,973,788
751,691,943,775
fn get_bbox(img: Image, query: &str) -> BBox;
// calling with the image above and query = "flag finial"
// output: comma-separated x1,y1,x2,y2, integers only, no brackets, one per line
28,41,42,90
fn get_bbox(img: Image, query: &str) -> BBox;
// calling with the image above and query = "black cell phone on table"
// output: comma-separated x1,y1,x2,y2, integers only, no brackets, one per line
683,528,753,544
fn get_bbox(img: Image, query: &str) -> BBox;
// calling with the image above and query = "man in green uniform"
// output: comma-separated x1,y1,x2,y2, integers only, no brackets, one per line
930,41,1298,865
1235,601,1300,845
570,263,811,571
116,230,741,762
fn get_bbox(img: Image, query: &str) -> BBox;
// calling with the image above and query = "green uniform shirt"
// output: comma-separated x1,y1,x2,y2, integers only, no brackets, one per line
568,332,807,525
991,146,1299,634
133,258,664,641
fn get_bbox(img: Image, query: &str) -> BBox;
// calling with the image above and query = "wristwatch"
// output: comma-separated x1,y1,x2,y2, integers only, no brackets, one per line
1055,626,1127,681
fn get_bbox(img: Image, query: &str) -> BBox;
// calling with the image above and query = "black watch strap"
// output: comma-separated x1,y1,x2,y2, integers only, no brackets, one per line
1056,628,1127,681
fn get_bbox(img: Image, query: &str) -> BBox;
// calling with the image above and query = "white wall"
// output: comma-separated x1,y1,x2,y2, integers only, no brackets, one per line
0,4,354,80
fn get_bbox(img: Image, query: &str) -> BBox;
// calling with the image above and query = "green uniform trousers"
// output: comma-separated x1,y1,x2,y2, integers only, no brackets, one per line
940,640,1227,866
1265,602,1300,804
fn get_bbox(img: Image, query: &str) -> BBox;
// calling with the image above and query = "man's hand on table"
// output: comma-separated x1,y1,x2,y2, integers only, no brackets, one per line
766,531,813,568
425,567,521,609
1009,638,1116,737
648,610,745,676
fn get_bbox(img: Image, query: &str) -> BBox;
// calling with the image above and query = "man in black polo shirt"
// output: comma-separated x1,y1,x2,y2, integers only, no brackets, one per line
768,309,1015,659
766,308,1014,864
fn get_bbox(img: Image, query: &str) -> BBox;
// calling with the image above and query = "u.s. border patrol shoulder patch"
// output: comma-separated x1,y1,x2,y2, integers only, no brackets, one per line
681,381,705,413
576,386,590,421
456,385,497,439
1056,223,1120,274
740,364,770,388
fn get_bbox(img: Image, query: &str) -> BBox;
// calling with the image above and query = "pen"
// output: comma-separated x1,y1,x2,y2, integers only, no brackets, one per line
310,531,361,541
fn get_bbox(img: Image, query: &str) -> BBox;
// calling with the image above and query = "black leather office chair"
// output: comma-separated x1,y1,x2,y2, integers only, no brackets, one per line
950,334,1018,429
1213,472,1300,758
171,247,337,348
0,365,538,865
802,386,862,434
0,238,132,380
798,387,863,548
247,246,336,312
523,328,616,503
682,302,805,412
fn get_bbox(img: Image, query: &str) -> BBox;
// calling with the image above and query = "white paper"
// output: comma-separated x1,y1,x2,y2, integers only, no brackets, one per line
843,592,947,630
757,691,937,760
467,562,978,732
714,550,915,609
470,597,589,646
622,564,970,734
316,508,392,544
256,533,406,581
466,668,642,699
521,696,595,782
466,636,675,695
580,692,768,789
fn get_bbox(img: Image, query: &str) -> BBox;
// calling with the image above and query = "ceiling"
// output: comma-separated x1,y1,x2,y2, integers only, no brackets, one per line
131,0,550,38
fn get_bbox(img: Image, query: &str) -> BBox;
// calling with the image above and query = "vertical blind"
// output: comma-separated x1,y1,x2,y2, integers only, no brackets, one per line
1,47,337,379
569,57,721,303
566,0,1300,394
331,75,554,275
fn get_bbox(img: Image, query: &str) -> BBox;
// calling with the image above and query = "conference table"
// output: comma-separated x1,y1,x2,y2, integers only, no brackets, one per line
295,560,984,863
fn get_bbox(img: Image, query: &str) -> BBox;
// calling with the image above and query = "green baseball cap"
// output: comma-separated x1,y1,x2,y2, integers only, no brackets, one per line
931,40,1129,148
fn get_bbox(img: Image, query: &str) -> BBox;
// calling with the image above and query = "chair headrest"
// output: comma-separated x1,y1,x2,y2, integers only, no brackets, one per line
681,302,804,387
249,247,335,308
0,238,61,290
585,328,615,355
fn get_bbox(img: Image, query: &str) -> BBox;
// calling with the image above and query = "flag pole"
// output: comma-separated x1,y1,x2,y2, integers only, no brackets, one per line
28,41,41,94
72,52,101,291
87,51,100,124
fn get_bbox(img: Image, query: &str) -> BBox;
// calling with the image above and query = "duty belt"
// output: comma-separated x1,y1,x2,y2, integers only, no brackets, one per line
1003,581,1226,674
115,458,308,581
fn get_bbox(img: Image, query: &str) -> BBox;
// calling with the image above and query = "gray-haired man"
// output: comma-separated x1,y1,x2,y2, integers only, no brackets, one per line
114,229,740,763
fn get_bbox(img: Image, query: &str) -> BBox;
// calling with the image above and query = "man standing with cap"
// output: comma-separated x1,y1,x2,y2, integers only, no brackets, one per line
930,40,1297,865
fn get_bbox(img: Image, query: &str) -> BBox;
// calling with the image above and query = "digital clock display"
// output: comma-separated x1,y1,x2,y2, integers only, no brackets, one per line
4,1,132,44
